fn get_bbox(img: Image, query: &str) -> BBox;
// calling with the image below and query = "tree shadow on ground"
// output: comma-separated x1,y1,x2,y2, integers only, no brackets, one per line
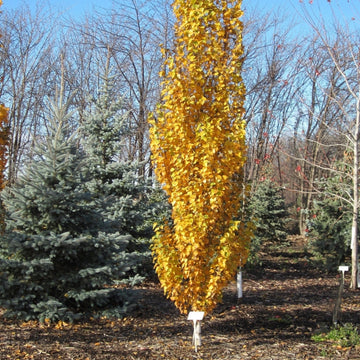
1,236,359,360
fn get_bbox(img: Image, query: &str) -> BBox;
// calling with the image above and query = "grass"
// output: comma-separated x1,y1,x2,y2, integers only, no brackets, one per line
312,323,360,348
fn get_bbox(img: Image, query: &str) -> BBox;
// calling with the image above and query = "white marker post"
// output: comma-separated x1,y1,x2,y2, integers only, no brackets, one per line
237,268,243,299
333,265,349,325
187,311,204,352
339,265,349,278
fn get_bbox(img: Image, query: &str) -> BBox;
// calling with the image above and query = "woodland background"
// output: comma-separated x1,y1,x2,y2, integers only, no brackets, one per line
1,0,359,233
0,1,359,358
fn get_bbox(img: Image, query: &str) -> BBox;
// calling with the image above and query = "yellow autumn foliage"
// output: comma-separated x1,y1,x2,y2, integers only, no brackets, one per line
149,0,251,315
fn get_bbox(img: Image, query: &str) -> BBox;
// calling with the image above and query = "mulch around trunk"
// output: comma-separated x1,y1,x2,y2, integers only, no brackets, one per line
1,236,360,359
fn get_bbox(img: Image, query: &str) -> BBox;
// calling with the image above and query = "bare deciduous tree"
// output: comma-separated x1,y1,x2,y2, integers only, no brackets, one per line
292,8,360,288
242,8,301,189
81,0,172,177
0,3,58,182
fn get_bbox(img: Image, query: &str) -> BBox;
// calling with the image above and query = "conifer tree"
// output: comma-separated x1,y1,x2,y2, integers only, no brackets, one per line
247,178,288,265
307,195,351,272
81,67,158,283
306,165,354,272
249,178,288,243
149,0,251,315
0,91,132,322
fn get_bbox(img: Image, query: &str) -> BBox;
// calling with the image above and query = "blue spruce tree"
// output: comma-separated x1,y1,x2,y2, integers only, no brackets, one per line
81,68,159,284
306,164,354,272
247,177,288,266
0,90,133,322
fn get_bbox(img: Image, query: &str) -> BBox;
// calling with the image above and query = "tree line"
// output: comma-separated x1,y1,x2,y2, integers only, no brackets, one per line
0,0,359,312
1,1,356,215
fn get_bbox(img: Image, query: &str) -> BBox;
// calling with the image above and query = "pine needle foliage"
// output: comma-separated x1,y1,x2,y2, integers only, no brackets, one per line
81,70,162,284
0,92,132,322
247,178,288,266
249,178,288,242
306,168,353,272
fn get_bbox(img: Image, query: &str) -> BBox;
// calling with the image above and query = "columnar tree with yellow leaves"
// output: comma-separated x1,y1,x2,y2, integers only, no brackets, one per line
150,0,251,315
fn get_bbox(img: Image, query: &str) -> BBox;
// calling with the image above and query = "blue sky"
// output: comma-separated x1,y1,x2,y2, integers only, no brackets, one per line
246,0,359,24
2,0,359,25
2,0,114,17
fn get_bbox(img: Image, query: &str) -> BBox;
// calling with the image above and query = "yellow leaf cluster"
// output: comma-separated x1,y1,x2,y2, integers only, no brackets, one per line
149,0,252,315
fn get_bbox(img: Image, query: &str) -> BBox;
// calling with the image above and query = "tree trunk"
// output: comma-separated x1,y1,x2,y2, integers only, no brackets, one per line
351,215,358,289
351,94,360,290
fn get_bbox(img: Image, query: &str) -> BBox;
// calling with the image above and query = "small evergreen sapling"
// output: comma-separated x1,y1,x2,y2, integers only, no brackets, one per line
306,174,353,272
248,178,288,265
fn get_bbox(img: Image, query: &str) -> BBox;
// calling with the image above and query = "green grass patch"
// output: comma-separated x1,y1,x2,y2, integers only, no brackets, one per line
312,323,360,347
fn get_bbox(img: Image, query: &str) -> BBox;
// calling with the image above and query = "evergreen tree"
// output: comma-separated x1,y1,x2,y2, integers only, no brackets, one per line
81,69,159,284
306,169,353,272
0,91,132,322
248,178,288,265
307,196,352,272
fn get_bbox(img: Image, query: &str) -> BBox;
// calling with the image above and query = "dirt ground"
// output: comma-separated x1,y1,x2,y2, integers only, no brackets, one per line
1,236,360,360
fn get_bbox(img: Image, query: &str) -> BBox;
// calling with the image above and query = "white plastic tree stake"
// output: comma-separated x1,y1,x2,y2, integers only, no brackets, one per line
333,265,349,325
237,269,243,299
187,311,204,352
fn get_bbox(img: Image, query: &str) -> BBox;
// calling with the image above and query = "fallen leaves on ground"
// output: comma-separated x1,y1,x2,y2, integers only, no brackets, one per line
0,236,359,359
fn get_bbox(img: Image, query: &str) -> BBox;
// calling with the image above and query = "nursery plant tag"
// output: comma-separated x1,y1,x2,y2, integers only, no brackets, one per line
187,311,204,321
188,311,204,352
